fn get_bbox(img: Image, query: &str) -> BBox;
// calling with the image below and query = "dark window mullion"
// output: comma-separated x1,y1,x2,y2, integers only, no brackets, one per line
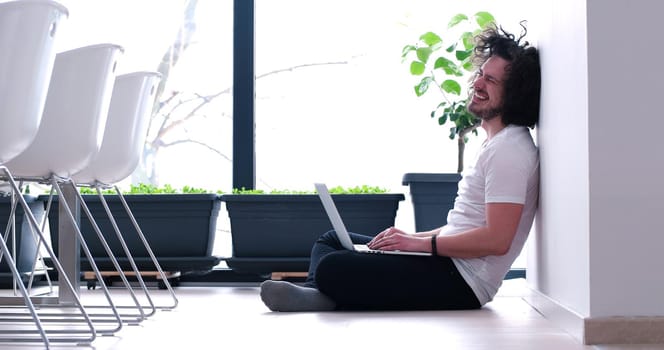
232,0,255,190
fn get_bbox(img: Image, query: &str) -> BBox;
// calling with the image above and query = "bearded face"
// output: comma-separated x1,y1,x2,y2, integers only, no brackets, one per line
467,56,509,121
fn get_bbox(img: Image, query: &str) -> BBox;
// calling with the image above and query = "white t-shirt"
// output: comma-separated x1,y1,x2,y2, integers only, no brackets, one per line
441,124,539,305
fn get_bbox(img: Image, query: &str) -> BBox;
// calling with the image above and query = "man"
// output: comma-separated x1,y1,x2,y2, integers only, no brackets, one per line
260,24,541,311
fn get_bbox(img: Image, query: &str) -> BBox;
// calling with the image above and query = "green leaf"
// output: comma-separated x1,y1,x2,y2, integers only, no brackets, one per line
461,32,474,50
181,185,210,194
419,32,442,47
410,61,425,75
401,45,416,59
433,57,463,76
414,76,433,96
448,14,468,28
456,49,471,61
441,79,461,95
416,47,433,63
329,185,388,194
400,11,495,159
474,11,495,28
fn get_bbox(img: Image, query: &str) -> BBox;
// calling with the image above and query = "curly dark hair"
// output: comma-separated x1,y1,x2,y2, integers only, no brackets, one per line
471,22,541,128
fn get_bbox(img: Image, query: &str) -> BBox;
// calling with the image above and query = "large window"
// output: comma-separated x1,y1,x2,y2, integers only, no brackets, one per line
255,1,479,195
56,0,535,266
56,0,234,258
57,0,234,192
254,0,536,267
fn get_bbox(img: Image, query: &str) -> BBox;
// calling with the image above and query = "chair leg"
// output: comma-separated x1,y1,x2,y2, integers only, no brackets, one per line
0,166,96,348
17,185,57,296
0,209,49,348
0,191,54,298
25,200,55,295
0,191,20,287
48,178,126,334
68,181,151,321
114,185,179,309
92,186,157,317
0,231,51,348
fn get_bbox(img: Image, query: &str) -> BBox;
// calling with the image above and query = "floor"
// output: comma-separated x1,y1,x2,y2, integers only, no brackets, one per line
1,278,663,350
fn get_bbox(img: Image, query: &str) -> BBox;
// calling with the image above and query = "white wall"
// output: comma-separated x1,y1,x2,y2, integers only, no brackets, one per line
532,0,664,320
586,0,664,317
529,0,590,316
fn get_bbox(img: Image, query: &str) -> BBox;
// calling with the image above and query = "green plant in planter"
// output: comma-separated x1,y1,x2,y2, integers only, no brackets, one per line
232,185,389,195
78,183,221,195
401,11,495,172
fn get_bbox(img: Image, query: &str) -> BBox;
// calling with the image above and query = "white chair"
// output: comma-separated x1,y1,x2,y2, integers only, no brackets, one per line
73,71,179,312
73,71,179,309
74,71,162,186
0,1,91,348
6,43,122,178
4,43,139,336
0,0,66,164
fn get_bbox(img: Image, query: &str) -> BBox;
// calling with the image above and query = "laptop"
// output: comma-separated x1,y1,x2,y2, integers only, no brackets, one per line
315,183,431,256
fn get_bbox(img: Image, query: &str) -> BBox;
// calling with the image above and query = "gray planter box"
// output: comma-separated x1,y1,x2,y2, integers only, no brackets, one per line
44,193,222,274
220,193,405,275
402,173,461,232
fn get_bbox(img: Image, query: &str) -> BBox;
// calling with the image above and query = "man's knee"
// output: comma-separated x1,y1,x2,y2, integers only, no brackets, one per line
314,250,355,290
316,229,341,246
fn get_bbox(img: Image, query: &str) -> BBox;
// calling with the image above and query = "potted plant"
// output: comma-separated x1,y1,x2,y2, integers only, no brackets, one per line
220,185,404,276
401,11,495,231
43,183,223,280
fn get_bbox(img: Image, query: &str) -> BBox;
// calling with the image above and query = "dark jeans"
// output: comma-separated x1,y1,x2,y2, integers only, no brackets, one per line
304,230,481,311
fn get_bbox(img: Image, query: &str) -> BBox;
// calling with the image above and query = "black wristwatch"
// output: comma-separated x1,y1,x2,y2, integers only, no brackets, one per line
431,234,438,256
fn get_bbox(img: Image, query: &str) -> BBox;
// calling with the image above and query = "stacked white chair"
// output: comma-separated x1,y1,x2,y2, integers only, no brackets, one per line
0,0,66,163
5,42,162,334
0,1,94,348
73,71,180,310
73,72,162,188
6,43,122,179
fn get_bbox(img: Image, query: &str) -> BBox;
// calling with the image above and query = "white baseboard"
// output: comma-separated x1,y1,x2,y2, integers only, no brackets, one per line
522,289,585,343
